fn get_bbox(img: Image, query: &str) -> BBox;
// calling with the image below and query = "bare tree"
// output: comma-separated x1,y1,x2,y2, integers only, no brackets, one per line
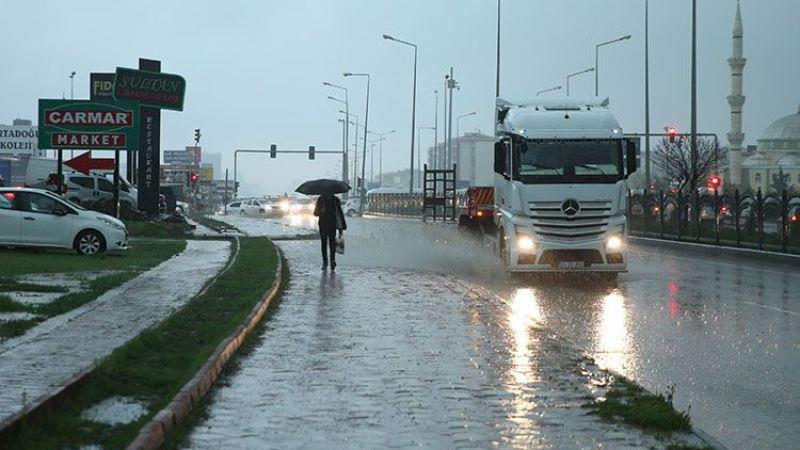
652,136,724,192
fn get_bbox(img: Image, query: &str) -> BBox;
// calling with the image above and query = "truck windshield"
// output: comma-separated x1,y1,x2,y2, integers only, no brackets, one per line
514,138,623,184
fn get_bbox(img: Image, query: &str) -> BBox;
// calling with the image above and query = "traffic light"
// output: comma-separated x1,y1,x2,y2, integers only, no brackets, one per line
194,128,201,143
667,127,678,143
190,173,199,184
707,175,722,190
270,144,277,158
308,145,315,160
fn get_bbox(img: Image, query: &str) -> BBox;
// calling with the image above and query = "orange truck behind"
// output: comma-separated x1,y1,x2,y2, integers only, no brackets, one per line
458,186,494,230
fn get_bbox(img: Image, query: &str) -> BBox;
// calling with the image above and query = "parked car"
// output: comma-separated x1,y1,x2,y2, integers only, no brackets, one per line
37,172,138,210
0,187,128,255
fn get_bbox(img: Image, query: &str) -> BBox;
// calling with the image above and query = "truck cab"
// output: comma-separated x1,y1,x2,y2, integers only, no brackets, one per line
493,98,638,276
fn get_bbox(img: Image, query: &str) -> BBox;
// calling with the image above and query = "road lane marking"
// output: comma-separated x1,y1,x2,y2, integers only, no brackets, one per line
739,301,800,317
631,246,800,279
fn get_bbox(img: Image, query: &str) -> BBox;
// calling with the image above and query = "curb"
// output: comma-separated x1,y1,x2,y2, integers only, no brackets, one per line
127,243,284,450
630,235,800,266
0,238,237,438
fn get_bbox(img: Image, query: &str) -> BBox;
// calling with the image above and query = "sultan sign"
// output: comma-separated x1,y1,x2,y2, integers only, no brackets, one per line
113,67,186,111
38,99,139,150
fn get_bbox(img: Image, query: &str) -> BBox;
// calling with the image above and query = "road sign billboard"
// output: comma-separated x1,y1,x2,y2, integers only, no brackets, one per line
90,73,115,101
37,99,140,150
113,67,186,111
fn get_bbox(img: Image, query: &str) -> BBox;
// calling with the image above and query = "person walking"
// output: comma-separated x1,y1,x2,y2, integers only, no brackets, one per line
314,192,347,270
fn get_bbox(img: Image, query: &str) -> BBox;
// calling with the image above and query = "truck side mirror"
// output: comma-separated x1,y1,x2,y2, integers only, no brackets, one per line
625,138,639,178
494,141,506,175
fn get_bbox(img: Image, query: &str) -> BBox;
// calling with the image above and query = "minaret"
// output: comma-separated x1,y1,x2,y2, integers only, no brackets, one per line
727,1,746,186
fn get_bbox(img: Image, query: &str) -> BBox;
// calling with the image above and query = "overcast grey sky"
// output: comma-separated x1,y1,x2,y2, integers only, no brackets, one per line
2,0,798,193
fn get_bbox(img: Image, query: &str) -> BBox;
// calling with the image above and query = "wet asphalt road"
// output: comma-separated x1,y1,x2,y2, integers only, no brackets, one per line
190,214,799,449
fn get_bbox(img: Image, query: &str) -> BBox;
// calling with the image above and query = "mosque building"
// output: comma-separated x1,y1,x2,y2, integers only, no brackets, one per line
725,1,800,192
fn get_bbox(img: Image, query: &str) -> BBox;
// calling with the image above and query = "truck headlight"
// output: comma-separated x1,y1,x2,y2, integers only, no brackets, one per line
606,235,623,251
517,235,535,252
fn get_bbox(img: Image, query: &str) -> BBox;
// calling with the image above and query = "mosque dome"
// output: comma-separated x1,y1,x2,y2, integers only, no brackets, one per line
760,108,800,142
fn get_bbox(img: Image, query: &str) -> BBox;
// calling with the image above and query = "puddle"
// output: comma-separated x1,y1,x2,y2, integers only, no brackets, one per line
6,292,65,306
0,312,40,323
80,396,149,426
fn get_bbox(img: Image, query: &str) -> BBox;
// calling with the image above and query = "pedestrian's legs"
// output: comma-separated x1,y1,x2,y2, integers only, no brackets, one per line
328,230,337,265
320,232,329,266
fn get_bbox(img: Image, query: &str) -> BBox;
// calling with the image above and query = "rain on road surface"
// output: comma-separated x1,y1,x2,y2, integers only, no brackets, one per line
188,214,799,449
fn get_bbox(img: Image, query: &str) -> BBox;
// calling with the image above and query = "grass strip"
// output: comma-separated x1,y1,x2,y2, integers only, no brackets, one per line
124,220,194,239
586,377,692,433
0,240,186,340
0,239,185,277
191,214,241,233
0,237,278,450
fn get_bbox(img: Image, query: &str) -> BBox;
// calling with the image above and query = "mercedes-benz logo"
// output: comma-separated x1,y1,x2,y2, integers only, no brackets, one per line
561,199,580,216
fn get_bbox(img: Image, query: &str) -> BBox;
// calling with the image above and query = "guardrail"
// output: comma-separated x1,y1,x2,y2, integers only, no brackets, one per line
627,188,800,254
366,192,468,218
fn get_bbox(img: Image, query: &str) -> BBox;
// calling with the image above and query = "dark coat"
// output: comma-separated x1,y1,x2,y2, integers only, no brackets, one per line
314,194,347,232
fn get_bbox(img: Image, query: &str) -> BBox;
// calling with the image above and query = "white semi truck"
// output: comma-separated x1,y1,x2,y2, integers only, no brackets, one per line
492,98,638,278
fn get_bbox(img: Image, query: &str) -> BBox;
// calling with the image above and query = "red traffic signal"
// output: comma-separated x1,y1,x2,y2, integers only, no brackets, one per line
707,175,721,189
190,173,200,184
667,127,678,143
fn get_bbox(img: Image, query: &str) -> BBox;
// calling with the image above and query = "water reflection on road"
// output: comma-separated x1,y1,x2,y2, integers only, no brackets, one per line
207,214,800,449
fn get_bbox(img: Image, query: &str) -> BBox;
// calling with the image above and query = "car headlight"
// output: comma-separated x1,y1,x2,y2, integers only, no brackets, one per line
99,217,125,230
516,235,535,252
280,202,290,212
264,205,273,210
606,235,623,251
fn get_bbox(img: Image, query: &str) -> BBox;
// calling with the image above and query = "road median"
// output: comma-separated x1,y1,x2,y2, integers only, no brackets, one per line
0,237,280,450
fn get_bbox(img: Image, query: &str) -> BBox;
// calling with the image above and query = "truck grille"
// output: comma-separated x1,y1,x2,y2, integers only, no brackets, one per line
529,199,612,240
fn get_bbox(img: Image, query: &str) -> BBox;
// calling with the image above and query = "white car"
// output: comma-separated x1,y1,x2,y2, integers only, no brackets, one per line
344,197,362,216
40,172,138,209
0,187,128,255
241,198,271,216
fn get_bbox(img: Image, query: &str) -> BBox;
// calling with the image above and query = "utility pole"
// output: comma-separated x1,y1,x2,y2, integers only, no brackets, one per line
496,0,501,98
433,90,439,170
690,0,698,230
644,0,651,187
447,67,455,173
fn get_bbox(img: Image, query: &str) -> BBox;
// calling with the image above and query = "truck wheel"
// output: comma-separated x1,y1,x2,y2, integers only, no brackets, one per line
599,273,618,284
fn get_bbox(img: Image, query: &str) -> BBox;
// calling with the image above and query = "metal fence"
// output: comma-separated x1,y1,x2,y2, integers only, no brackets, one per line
366,192,468,218
627,189,800,254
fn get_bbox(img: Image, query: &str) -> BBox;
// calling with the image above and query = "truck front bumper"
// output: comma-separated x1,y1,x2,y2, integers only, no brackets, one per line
508,237,627,273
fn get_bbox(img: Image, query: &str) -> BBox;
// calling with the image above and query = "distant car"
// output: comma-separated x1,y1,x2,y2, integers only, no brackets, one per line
240,198,271,216
292,197,316,215
224,200,244,215
0,187,128,255
344,197,361,216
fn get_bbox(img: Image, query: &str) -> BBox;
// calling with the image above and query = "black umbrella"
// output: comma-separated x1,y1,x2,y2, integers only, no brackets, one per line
295,179,351,195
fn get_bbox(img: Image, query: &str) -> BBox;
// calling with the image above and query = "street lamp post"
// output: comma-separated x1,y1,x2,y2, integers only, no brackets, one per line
566,68,594,96
343,72,370,213
383,34,418,193
339,109,359,190
326,94,350,187
690,0,698,232
455,112,476,172
433,90,439,170
323,82,350,186
416,126,434,188
644,0,652,187
595,34,632,96
69,71,76,159
536,85,562,96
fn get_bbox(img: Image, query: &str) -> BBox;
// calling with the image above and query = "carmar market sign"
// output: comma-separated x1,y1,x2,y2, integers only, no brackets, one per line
38,99,140,150
113,67,186,111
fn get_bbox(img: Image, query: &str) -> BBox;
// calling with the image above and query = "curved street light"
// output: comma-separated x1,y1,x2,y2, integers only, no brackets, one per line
343,72,370,211
566,68,594,96
536,85,562,96
595,34,632,96
324,81,350,185
383,33,418,193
